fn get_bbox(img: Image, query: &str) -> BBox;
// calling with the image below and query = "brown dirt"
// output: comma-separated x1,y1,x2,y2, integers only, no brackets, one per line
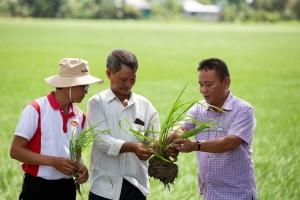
148,156,178,190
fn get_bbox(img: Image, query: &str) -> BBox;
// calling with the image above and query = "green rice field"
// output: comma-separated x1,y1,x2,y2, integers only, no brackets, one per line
0,19,299,200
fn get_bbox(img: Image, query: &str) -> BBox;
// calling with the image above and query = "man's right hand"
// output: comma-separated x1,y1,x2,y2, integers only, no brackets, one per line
52,157,77,176
133,143,153,161
166,145,179,162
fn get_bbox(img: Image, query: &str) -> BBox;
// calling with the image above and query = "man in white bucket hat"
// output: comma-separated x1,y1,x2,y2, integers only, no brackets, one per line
10,58,103,200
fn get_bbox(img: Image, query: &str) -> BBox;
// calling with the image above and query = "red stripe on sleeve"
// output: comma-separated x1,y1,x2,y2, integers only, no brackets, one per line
22,101,42,177
82,114,86,129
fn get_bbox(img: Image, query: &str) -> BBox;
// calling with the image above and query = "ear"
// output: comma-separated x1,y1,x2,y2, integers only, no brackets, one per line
106,69,111,79
223,77,231,89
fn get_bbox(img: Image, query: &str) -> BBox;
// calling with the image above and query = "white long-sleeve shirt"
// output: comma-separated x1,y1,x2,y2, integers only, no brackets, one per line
87,88,160,200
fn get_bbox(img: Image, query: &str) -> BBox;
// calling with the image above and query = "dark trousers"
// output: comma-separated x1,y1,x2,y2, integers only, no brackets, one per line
89,179,146,200
19,173,76,200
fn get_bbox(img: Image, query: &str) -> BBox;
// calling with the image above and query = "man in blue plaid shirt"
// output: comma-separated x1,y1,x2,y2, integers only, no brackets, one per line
168,58,258,200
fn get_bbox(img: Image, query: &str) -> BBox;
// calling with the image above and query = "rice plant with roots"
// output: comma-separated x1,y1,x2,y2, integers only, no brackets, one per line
119,84,224,190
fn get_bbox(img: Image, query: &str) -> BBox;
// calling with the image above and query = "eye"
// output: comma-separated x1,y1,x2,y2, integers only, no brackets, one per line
82,85,89,92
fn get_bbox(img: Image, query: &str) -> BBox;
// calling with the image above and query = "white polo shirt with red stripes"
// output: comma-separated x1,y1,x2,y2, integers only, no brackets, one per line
14,92,86,180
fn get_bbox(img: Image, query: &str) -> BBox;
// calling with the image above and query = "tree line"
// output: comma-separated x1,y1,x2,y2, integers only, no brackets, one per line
0,0,299,22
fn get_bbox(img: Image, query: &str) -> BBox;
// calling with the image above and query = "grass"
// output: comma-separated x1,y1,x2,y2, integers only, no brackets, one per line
0,18,300,200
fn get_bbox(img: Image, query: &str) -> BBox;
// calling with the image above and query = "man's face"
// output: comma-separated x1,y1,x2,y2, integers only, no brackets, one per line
198,69,230,108
106,64,136,98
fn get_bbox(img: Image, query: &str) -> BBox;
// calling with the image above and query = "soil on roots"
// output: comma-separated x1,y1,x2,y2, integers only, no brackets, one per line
148,156,178,190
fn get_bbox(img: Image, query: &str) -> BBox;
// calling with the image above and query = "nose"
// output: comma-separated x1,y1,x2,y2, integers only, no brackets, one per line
200,86,207,93
125,80,133,88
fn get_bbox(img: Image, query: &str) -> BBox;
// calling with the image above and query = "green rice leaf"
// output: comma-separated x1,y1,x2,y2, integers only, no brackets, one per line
119,83,224,162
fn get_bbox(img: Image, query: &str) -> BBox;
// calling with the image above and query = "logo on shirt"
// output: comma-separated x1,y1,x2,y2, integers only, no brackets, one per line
71,119,79,127
71,119,79,135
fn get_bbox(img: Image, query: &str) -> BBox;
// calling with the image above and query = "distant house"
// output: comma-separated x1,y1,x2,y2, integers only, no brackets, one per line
182,0,221,21
122,0,152,17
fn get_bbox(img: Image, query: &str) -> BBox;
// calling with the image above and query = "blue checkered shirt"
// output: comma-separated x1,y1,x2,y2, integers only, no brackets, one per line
182,92,258,200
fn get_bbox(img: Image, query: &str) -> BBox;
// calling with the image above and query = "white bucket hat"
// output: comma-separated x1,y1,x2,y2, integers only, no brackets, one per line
45,58,103,87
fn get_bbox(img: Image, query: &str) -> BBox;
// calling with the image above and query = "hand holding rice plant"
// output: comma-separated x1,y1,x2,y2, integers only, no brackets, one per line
120,84,222,190
69,120,110,198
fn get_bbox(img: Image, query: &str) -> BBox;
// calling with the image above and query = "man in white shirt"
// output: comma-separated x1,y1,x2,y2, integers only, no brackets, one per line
10,58,103,200
87,49,160,200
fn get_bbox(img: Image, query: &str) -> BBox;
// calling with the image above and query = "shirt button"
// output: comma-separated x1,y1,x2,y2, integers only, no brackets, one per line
207,155,210,158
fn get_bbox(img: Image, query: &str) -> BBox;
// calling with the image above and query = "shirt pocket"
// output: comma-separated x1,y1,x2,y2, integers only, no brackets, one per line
125,123,145,142
133,123,145,132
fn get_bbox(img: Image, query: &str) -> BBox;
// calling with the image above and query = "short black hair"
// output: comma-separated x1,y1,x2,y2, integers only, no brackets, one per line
106,49,138,73
197,58,230,81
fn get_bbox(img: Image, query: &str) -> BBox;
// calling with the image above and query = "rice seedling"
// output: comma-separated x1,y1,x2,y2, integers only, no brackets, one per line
120,84,222,190
69,120,110,198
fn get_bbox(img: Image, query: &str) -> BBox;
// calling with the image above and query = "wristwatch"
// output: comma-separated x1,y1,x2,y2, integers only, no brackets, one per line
197,140,201,151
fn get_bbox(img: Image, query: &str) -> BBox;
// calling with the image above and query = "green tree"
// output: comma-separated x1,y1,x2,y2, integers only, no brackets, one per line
291,0,300,19
19,0,64,17
152,0,181,19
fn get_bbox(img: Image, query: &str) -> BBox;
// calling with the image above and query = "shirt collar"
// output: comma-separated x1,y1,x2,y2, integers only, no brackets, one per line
47,91,77,115
221,91,233,111
105,88,117,103
106,88,136,106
